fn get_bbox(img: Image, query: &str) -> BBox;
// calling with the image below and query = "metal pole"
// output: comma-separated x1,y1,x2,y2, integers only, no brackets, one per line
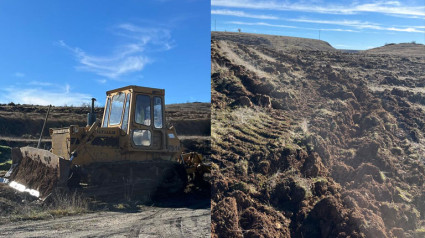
37,104,51,149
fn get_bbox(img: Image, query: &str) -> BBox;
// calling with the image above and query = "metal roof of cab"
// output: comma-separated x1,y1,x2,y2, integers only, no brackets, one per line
106,85,165,96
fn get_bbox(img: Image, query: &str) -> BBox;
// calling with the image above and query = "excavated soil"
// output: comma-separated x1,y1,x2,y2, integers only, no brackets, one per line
211,32,425,237
7,154,59,197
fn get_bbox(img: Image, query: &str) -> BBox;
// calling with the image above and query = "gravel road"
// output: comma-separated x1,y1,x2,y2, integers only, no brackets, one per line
0,205,210,238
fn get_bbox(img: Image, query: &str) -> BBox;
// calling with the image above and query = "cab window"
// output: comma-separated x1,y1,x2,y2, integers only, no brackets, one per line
109,93,126,125
121,93,131,133
135,95,151,126
133,129,151,146
153,97,163,128
102,97,111,127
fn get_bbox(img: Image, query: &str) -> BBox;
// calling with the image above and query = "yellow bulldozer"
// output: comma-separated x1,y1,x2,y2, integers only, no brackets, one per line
2,85,210,199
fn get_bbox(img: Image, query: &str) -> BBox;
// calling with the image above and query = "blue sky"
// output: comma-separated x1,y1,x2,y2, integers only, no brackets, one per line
0,0,210,106
211,0,425,50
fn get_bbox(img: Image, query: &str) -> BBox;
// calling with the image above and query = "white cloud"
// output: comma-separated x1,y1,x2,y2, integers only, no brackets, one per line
65,84,70,94
334,44,350,48
386,27,423,32
0,84,92,106
28,81,53,86
58,40,148,79
287,18,425,33
212,9,278,19
14,72,25,77
59,24,174,79
229,21,298,29
211,0,425,18
288,18,379,29
228,21,359,32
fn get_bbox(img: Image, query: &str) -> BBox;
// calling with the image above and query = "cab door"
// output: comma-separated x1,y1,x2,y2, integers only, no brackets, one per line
131,94,165,150
152,96,165,150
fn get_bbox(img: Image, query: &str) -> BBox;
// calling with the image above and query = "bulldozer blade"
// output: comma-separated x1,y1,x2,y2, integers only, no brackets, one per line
6,147,71,199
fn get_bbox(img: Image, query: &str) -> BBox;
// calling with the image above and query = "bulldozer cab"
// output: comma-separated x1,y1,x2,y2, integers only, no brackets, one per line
101,86,169,151
49,85,181,166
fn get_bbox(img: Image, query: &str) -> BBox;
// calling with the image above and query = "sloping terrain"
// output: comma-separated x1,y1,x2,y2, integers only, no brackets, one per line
211,32,425,237
213,32,336,52
0,102,211,152
365,43,425,57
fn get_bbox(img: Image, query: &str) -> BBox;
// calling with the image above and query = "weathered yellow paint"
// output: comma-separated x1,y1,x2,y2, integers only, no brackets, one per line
49,85,182,166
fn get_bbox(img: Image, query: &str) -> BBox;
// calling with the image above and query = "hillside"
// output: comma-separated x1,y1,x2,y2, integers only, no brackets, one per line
0,102,211,152
211,32,425,237
365,43,425,57
212,31,336,52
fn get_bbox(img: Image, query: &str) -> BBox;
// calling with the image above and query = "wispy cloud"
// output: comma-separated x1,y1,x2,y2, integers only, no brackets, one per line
288,18,425,33
0,83,92,106
14,72,25,77
97,79,107,84
229,21,297,29
28,81,53,86
212,0,425,18
58,23,174,79
334,44,351,48
228,21,359,32
212,9,278,19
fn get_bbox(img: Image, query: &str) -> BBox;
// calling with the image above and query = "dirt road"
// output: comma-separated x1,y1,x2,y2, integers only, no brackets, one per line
0,205,210,238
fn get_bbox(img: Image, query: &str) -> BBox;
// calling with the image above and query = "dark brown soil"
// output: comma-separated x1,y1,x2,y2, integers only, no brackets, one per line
8,154,59,198
211,32,425,237
0,184,34,216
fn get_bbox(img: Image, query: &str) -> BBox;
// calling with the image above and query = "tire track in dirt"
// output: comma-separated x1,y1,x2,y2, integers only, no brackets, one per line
0,206,210,238
211,32,425,237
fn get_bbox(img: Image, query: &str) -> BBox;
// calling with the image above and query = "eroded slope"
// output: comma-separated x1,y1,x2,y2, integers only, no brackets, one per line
211,33,425,237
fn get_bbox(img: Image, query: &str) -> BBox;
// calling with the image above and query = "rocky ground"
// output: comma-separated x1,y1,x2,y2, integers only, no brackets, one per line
211,32,425,237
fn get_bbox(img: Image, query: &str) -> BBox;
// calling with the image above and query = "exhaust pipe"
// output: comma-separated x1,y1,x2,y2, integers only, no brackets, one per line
87,98,97,126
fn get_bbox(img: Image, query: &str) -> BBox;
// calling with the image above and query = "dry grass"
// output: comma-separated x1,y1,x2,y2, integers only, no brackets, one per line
47,190,89,216
1,190,90,224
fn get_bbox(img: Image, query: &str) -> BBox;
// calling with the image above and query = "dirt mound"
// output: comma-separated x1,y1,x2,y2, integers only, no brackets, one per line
0,183,38,217
211,32,425,237
212,31,336,52
365,43,425,57
8,153,59,197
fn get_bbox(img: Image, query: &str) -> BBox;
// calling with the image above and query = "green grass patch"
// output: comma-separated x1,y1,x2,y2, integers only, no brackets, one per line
0,145,11,163
0,159,12,171
415,227,425,236
232,181,257,194
379,171,387,182
396,187,412,203
312,177,328,184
